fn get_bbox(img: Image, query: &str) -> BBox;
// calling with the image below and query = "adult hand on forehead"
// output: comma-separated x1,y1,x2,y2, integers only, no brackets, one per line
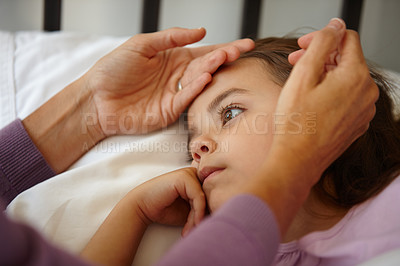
84,27,254,137
272,18,379,182
23,27,254,173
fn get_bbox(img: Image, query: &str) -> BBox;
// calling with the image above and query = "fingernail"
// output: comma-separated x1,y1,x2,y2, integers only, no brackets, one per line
328,18,345,30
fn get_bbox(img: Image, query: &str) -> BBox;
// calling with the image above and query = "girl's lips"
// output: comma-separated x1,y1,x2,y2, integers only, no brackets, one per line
198,167,225,183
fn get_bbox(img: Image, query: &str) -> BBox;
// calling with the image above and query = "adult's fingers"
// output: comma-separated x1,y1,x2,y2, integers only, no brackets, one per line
334,30,366,69
325,30,371,91
130,27,207,57
173,44,249,114
328,30,379,105
179,46,235,89
288,49,305,65
321,30,379,141
181,48,230,87
289,49,341,72
190,38,255,58
289,18,346,88
288,18,345,66
173,72,212,115
296,19,344,50
129,27,254,60
297,31,317,49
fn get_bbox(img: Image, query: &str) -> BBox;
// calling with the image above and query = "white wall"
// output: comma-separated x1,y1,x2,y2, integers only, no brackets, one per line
259,0,342,37
360,0,400,73
0,0,42,31
62,0,142,36
0,0,399,72
159,0,243,44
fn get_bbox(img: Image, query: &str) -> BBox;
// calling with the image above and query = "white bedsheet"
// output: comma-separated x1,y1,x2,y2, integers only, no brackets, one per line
1,31,187,265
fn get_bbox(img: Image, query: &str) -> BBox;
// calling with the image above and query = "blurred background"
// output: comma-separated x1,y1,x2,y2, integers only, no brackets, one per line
0,0,399,72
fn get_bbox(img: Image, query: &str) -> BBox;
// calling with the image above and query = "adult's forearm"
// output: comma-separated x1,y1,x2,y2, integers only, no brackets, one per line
22,78,106,173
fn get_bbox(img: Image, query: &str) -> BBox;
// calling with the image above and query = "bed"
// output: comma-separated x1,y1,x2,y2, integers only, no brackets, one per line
1,1,400,265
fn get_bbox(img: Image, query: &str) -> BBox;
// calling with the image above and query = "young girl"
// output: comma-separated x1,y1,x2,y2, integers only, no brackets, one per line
187,36,400,265
82,36,400,265
186,36,400,265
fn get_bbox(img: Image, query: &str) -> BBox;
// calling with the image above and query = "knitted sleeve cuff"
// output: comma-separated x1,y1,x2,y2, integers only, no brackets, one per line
0,119,56,205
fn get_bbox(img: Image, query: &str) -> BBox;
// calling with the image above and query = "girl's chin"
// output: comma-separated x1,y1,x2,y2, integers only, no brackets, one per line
206,192,227,213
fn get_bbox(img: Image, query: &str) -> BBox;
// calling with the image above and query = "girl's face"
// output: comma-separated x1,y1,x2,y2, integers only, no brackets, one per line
188,59,282,212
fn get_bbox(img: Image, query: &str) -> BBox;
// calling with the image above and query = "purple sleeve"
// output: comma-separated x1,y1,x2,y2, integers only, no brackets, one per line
157,194,280,266
0,120,92,265
0,119,56,207
0,201,93,266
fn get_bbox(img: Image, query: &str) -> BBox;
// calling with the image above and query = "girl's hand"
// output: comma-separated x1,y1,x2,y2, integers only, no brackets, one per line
81,168,205,265
131,167,206,236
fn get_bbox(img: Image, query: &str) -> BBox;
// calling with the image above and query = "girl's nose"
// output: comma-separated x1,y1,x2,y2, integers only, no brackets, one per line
191,138,216,163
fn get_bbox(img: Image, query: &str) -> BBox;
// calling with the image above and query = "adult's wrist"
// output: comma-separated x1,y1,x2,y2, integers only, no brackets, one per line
76,76,108,143
22,78,106,173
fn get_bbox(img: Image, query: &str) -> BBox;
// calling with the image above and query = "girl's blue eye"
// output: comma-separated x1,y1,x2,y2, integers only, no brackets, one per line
222,107,243,125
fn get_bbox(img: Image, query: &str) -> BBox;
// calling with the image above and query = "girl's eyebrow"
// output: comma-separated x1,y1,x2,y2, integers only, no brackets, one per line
207,88,251,113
